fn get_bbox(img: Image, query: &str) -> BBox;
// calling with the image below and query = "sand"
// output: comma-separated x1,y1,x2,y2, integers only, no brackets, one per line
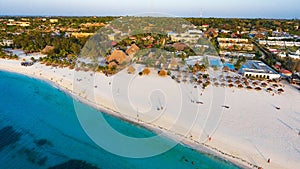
0,58,299,169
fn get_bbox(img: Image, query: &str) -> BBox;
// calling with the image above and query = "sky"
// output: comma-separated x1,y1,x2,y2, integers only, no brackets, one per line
0,0,299,19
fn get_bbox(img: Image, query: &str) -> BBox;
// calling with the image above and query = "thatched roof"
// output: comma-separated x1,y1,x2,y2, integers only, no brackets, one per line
173,42,187,51
41,45,54,54
169,57,178,68
254,87,262,91
142,67,150,75
278,88,284,92
106,49,130,64
127,65,136,74
222,66,229,72
158,69,167,77
126,44,139,56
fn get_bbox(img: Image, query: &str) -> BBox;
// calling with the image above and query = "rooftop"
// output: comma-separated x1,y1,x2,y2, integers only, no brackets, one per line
241,60,278,74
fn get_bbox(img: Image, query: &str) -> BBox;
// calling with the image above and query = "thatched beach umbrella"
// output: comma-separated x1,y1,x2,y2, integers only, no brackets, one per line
228,79,233,83
214,82,219,86
235,80,241,84
221,83,226,87
261,82,268,87
254,87,262,91
273,84,279,88
238,84,243,88
246,86,253,90
267,88,273,92
158,69,167,77
278,88,284,93
142,67,150,75
228,83,234,88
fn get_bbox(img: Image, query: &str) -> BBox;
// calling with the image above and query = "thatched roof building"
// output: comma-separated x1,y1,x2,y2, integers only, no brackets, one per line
127,65,136,74
106,49,130,66
126,44,139,57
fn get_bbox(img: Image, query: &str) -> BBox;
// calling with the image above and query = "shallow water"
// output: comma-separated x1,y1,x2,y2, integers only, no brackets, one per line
0,70,240,169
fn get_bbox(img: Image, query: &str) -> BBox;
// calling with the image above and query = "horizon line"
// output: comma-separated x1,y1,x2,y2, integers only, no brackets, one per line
0,14,299,20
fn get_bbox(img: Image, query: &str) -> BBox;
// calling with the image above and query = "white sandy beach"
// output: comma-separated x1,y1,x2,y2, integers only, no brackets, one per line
0,58,299,169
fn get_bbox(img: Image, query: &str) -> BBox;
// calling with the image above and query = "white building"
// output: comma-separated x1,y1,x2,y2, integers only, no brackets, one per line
239,60,280,79
0,39,14,46
50,19,58,23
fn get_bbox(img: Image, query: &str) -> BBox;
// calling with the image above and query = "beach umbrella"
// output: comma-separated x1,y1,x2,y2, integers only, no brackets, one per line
261,82,268,87
246,86,252,90
254,87,262,91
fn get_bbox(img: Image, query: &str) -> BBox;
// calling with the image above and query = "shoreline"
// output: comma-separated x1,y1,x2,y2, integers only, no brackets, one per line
0,68,249,169
0,61,249,168
1,58,299,169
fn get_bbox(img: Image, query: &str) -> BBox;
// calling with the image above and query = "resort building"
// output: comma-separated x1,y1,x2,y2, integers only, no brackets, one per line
217,38,253,51
239,60,281,79
106,49,130,67
126,44,139,57
71,32,94,38
0,39,13,46
49,19,59,23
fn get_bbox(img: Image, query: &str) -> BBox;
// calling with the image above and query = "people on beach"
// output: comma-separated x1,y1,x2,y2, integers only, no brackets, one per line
267,158,270,163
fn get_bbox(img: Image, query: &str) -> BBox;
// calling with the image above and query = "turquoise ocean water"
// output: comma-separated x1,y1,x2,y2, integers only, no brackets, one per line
0,70,240,169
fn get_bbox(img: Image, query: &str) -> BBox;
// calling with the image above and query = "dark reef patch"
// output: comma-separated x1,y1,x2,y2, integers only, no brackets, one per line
48,159,99,169
34,139,53,147
0,126,22,151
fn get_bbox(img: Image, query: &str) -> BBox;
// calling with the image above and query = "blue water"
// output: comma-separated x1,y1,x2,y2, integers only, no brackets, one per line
223,63,235,70
0,70,241,169
209,59,222,68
